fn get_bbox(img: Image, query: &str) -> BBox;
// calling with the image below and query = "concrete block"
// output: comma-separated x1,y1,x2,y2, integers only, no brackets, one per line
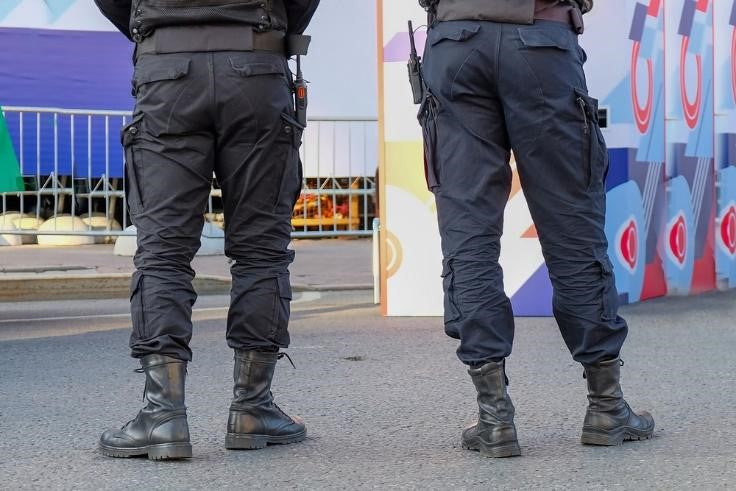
1,212,38,244
0,223,24,246
114,222,225,256
81,213,122,244
113,225,138,256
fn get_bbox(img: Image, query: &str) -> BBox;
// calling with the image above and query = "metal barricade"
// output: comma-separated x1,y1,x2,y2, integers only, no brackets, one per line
0,107,377,241
292,117,378,238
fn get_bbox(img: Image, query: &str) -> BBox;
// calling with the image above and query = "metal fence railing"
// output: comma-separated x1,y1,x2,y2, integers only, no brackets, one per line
0,107,377,241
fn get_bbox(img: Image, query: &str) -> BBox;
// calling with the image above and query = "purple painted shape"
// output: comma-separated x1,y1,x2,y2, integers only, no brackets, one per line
510,264,553,317
731,0,736,26
384,31,427,63
0,27,134,110
0,28,133,178
678,0,696,36
629,3,647,42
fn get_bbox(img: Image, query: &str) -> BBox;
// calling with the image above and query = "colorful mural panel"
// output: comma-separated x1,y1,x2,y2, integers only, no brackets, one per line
714,0,736,288
593,0,668,304
378,0,735,316
665,0,716,294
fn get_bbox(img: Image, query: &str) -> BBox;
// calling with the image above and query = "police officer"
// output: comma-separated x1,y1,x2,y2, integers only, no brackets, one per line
415,0,654,457
93,0,319,460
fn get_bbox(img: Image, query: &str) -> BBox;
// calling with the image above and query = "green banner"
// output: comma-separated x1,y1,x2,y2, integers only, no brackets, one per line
0,108,25,193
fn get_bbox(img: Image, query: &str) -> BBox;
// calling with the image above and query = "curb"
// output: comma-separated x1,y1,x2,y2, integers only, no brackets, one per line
0,273,372,302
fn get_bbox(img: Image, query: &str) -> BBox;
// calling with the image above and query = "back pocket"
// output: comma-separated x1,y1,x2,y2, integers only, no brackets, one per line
228,56,288,82
134,57,190,91
518,25,574,51
428,25,480,46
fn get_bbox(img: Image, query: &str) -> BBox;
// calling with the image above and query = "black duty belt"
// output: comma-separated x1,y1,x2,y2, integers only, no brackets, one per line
136,25,311,56
534,1,584,34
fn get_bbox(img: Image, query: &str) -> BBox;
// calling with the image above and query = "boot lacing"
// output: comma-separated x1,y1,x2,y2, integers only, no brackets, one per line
277,352,296,369
273,352,296,422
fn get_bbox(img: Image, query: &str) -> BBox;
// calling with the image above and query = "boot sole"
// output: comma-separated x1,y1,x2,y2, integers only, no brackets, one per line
99,442,192,461
462,440,521,458
581,425,654,446
225,429,307,450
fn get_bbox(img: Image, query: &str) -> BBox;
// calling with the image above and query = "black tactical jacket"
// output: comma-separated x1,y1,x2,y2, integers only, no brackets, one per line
94,0,320,41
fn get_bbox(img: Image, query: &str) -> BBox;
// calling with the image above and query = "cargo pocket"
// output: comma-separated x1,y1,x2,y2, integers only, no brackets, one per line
417,93,441,191
228,57,289,87
441,260,462,325
597,255,618,322
428,25,480,46
518,25,574,51
275,113,305,212
129,273,147,340
270,274,292,344
229,59,285,77
574,88,608,191
121,114,144,216
134,57,190,89
133,57,191,135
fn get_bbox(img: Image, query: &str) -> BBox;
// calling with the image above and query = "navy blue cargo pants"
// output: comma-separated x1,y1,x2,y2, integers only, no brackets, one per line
122,50,302,361
419,20,628,366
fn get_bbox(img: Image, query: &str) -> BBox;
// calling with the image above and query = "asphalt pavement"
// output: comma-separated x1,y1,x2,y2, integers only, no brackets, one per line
0,239,373,287
1,289,735,490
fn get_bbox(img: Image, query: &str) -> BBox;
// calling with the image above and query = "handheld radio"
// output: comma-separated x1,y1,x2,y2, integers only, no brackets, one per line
295,55,308,127
407,21,424,105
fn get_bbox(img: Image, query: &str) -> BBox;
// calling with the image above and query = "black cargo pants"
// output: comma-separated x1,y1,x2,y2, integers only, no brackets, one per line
122,50,302,361
420,20,628,366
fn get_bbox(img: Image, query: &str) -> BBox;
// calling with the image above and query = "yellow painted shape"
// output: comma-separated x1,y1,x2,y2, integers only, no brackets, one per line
385,141,433,205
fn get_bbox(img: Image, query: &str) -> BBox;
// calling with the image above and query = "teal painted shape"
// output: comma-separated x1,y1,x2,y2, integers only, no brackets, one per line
0,108,25,193
44,0,76,21
0,0,23,22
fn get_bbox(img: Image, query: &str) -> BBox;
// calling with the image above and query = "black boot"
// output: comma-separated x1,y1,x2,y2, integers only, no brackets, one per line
225,350,306,449
99,355,192,460
581,358,654,445
461,360,521,458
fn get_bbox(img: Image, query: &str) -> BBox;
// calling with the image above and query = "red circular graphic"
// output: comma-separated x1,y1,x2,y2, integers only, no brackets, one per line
631,41,654,134
669,215,688,264
721,206,736,255
619,220,638,270
680,36,703,130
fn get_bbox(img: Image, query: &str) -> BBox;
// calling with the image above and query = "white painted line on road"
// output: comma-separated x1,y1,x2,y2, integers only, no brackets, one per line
0,291,322,325
0,307,225,324
294,291,322,304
